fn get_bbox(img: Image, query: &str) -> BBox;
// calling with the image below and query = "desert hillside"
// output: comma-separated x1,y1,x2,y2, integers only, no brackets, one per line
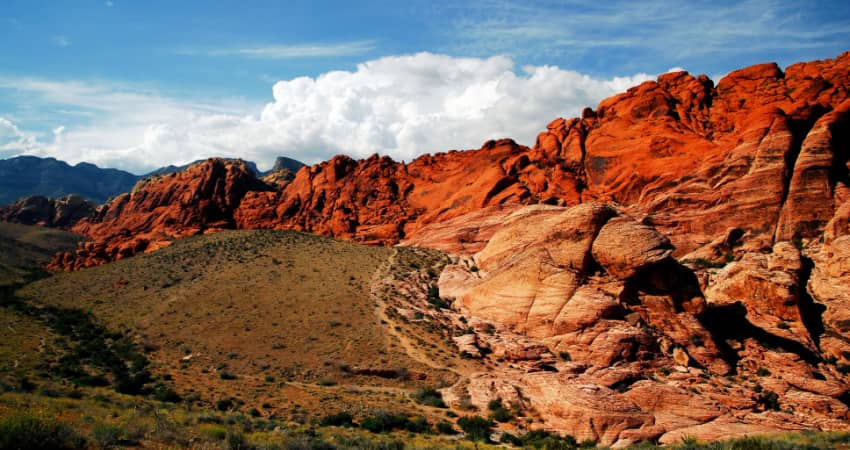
2,51,850,448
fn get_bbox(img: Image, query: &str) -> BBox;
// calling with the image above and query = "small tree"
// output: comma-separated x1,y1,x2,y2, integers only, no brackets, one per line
457,416,493,442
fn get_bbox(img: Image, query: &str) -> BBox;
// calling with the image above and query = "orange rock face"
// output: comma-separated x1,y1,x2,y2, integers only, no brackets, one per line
51,158,267,270
51,52,850,270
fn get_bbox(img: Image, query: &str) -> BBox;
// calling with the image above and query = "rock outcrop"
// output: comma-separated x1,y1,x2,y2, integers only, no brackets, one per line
50,159,268,270
0,194,95,228
436,204,850,446
48,52,850,270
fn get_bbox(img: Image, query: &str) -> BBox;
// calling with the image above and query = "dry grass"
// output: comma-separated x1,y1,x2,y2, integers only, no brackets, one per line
17,229,457,423
0,221,82,287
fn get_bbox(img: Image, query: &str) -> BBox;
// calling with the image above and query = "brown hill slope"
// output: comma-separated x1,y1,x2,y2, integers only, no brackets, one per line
48,51,850,270
20,229,479,423
0,222,83,286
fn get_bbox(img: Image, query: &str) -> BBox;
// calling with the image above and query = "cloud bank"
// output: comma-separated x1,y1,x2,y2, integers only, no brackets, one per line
1,53,654,173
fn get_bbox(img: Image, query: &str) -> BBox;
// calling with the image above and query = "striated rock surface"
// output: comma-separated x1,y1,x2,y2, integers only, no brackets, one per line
0,194,95,228
436,203,850,445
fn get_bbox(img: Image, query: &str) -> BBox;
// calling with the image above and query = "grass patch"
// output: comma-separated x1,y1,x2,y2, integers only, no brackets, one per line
0,413,87,450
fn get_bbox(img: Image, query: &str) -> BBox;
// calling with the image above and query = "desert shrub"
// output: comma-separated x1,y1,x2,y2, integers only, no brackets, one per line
219,371,237,380
436,421,456,435
90,423,125,448
201,425,228,440
153,384,182,403
333,435,404,450
500,432,523,446
360,411,411,433
487,398,513,423
413,387,447,408
0,413,87,450
516,429,578,449
404,415,430,433
226,430,251,450
491,407,513,423
216,398,234,411
320,411,354,427
457,415,493,442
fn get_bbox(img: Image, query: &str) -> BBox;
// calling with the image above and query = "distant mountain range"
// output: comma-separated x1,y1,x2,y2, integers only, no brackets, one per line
0,156,139,206
0,155,305,206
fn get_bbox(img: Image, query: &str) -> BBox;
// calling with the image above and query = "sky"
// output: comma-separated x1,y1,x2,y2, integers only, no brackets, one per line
1,0,848,174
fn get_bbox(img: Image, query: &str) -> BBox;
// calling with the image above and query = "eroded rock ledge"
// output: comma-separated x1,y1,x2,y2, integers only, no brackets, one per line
433,204,850,446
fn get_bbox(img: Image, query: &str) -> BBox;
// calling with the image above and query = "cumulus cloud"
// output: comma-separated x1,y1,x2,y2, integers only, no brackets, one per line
2,53,655,173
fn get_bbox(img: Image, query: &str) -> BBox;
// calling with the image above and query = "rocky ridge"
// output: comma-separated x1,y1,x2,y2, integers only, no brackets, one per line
0,194,95,228
36,51,850,270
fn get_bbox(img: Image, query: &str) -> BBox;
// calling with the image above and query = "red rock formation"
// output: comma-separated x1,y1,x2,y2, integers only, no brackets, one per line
51,52,850,272
51,158,267,270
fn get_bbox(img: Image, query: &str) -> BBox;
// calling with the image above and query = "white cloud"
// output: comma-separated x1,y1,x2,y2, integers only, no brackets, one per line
177,40,376,59
0,117,41,158
1,53,655,173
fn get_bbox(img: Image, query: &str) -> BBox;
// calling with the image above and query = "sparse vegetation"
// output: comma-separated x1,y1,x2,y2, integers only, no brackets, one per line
685,258,727,269
457,415,493,442
320,411,355,427
0,413,86,450
412,387,447,408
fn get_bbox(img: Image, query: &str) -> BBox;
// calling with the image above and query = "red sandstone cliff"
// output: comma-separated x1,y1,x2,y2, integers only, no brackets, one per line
48,51,850,269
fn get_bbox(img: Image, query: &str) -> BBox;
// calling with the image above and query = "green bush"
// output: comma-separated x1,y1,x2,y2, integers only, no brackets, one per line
201,425,227,440
153,384,182,403
320,412,354,427
90,423,124,448
216,398,234,411
491,407,513,423
404,416,430,433
413,387,447,408
0,414,87,450
226,430,251,450
360,411,413,434
436,421,457,435
516,429,578,449
457,415,493,442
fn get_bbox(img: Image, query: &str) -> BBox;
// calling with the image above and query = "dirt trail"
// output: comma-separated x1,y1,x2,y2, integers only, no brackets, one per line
371,249,448,371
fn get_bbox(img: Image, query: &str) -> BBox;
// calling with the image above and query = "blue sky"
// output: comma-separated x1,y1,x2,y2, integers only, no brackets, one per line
1,0,848,173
